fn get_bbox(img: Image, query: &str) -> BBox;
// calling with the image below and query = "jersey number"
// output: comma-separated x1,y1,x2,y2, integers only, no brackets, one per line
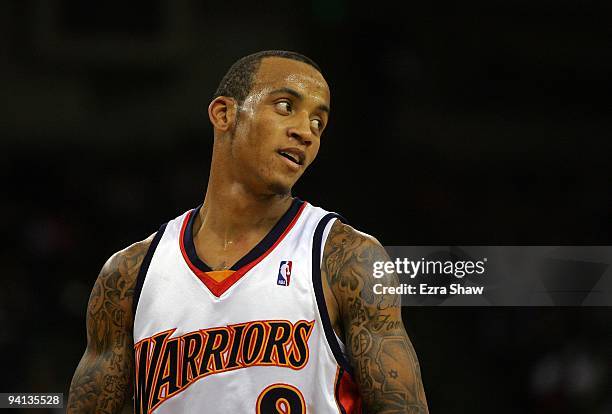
256,383,306,414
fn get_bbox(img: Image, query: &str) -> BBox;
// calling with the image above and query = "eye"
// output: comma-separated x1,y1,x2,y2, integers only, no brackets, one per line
275,100,292,114
310,118,323,132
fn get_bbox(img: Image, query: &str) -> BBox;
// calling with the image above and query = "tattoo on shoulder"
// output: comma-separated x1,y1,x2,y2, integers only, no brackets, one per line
323,222,428,414
324,221,399,308
68,234,154,413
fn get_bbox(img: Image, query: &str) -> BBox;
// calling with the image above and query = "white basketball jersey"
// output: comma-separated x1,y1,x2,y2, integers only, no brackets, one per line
132,198,362,413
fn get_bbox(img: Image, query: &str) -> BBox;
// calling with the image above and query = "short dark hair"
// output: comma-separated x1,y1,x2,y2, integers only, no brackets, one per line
213,50,322,105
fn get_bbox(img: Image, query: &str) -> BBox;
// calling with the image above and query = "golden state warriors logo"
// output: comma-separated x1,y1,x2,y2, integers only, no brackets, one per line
277,261,292,286
134,319,314,413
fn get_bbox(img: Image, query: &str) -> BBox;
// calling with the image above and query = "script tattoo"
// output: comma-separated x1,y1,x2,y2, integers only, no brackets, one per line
323,222,429,413
68,235,154,413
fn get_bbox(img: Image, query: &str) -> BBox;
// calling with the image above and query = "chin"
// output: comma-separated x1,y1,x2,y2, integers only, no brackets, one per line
268,183,292,196
266,179,294,196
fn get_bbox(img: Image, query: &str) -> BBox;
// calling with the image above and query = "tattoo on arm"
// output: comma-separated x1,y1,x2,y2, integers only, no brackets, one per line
68,236,153,414
323,222,429,414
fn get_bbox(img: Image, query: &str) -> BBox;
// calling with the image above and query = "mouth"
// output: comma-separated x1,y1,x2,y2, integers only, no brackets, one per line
277,148,305,167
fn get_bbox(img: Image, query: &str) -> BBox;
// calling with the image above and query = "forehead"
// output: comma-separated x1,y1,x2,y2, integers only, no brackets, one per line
251,57,330,103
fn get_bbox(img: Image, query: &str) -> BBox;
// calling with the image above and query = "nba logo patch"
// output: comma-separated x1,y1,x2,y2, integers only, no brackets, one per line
277,261,292,286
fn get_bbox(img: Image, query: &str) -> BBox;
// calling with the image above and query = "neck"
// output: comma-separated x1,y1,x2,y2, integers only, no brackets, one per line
196,162,293,241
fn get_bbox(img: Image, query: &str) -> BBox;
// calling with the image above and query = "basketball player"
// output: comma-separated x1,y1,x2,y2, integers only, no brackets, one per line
68,50,429,413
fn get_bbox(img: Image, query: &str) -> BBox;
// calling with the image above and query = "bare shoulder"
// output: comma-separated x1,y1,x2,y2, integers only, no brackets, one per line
326,218,381,247
91,232,156,321
108,233,156,276
88,233,156,345
322,219,396,289
321,219,401,334
101,233,156,288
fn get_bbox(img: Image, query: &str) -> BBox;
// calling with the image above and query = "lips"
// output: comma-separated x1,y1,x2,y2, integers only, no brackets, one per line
277,148,305,166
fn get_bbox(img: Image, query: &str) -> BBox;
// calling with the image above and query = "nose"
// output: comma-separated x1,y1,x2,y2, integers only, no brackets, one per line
287,111,313,147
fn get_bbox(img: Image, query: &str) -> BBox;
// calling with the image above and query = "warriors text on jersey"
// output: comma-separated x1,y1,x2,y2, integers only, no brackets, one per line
132,198,362,413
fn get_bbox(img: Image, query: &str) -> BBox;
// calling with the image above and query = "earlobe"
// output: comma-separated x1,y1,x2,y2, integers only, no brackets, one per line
208,97,237,132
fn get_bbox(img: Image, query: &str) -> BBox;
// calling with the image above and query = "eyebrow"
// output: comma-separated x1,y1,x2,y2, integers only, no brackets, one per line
269,87,330,114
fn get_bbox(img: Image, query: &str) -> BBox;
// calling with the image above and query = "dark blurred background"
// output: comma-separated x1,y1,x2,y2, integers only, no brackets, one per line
1,0,611,413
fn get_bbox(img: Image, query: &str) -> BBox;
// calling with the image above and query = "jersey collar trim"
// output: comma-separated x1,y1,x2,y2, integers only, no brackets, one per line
179,197,306,297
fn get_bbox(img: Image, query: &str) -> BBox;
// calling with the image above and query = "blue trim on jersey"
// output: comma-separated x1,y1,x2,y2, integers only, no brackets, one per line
183,197,304,272
311,212,354,377
132,222,168,318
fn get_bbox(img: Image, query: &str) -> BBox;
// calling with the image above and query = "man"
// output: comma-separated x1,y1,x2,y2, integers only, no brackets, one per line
68,50,428,413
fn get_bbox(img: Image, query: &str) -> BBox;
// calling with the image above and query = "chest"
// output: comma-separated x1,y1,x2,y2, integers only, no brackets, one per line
134,209,319,343
193,231,269,271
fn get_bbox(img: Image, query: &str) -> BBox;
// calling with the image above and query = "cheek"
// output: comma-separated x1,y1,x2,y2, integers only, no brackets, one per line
234,118,268,153
305,141,321,167
249,112,282,143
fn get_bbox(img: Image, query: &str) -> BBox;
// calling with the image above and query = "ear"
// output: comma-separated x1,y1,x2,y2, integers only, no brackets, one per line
208,96,237,132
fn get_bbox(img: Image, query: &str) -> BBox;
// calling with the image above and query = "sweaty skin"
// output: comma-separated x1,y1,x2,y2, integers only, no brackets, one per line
68,56,428,413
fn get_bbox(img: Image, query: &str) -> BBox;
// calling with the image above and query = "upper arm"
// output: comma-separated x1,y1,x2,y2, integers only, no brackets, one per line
323,221,429,413
68,235,154,414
